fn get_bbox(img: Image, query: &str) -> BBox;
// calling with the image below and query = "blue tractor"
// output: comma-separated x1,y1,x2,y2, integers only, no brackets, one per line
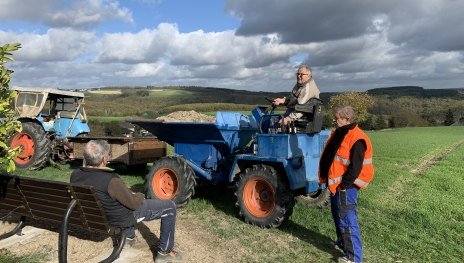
131,98,330,228
9,87,90,170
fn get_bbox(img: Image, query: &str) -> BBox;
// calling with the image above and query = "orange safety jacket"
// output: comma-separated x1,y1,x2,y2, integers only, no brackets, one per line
320,125,374,194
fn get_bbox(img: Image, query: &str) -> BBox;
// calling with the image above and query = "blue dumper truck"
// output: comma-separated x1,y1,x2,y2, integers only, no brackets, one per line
131,99,331,228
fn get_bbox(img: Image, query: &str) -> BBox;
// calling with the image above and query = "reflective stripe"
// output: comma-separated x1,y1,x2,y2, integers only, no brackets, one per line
334,155,350,165
335,155,372,166
328,177,342,185
363,158,373,164
354,178,369,187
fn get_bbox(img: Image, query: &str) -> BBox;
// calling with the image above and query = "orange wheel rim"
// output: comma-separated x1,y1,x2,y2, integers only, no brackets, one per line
11,133,35,165
152,168,178,199
243,178,275,218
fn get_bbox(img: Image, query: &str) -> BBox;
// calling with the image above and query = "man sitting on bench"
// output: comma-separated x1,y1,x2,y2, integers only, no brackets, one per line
70,140,182,262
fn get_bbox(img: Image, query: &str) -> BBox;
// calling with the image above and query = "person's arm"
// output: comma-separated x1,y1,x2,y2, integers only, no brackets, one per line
339,140,366,190
107,177,144,210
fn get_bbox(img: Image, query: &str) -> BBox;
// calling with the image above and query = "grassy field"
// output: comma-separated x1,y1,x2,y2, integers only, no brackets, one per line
5,126,464,262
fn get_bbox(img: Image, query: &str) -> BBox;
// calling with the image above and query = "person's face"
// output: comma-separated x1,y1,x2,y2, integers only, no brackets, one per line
333,113,350,128
296,68,311,84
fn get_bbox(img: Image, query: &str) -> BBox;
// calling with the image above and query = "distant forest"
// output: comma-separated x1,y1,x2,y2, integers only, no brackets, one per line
84,85,464,134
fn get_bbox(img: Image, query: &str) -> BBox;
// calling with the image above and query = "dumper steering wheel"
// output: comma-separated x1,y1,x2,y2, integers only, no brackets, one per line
265,97,277,111
258,97,286,134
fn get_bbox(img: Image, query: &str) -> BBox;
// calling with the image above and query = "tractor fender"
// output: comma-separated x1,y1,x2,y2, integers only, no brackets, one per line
18,118,45,130
229,154,289,185
230,154,314,191
18,117,56,133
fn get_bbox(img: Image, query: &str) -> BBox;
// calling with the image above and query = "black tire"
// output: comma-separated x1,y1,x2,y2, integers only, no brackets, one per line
235,164,294,228
126,163,147,172
146,156,196,208
295,188,331,208
9,121,51,170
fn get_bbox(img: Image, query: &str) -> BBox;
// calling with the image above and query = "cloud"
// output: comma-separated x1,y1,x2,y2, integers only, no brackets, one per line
227,0,464,53
226,0,392,44
97,23,304,70
0,0,133,28
0,28,97,61
0,0,55,21
4,0,464,92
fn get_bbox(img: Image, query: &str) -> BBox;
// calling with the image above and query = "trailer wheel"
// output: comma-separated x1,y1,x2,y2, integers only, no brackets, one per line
235,164,294,228
146,156,196,208
9,121,51,170
295,188,330,208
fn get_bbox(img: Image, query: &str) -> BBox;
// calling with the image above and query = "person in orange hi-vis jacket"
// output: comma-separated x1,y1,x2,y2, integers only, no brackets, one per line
319,105,374,263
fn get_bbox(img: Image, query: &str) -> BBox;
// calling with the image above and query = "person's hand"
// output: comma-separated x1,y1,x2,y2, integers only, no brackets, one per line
279,117,289,125
273,98,285,105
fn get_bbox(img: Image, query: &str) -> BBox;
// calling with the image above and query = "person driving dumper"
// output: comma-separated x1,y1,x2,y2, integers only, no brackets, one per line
273,65,320,125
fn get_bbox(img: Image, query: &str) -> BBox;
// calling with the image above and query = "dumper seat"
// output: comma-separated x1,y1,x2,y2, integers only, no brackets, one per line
292,98,324,134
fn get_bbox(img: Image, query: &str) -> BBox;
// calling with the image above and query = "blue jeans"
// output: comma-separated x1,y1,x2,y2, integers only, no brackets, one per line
128,199,177,252
331,188,363,263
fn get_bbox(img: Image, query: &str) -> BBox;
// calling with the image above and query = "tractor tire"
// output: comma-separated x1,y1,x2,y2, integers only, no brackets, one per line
295,188,331,208
146,156,196,208
126,163,147,172
9,121,51,170
235,164,295,228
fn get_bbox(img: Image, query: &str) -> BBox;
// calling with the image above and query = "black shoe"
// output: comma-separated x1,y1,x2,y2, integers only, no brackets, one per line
155,250,183,262
334,239,344,252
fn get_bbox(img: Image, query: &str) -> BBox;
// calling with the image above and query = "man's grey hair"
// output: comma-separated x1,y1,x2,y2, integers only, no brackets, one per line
84,140,110,166
334,105,356,122
298,65,312,76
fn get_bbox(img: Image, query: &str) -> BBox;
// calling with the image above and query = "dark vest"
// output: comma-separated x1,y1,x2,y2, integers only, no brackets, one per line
70,167,136,228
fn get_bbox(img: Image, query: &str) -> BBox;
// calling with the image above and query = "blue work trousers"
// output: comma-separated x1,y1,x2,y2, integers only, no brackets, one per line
331,188,363,263
128,199,177,252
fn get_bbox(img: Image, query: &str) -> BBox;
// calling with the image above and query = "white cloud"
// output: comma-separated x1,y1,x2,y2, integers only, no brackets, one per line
0,0,133,28
0,28,96,61
4,0,464,92
120,63,165,77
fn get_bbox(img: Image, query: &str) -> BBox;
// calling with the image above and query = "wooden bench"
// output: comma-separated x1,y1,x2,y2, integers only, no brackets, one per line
0,173,129,263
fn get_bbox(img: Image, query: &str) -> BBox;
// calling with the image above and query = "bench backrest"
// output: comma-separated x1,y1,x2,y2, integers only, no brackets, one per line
0,173,110,233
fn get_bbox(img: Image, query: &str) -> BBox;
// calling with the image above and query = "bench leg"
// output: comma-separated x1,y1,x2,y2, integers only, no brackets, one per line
0,215,26,240
99,229,127,263
59,199,77,263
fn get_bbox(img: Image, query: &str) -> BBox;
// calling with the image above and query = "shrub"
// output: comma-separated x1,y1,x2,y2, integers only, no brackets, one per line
0,43,22,172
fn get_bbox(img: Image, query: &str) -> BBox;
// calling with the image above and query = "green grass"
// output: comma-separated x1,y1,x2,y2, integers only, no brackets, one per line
7,126,464,262
0,249,49,263
183,126,464,262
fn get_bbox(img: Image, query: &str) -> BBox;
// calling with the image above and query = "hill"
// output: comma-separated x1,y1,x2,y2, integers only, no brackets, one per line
367,86,464,99
83,85,464,134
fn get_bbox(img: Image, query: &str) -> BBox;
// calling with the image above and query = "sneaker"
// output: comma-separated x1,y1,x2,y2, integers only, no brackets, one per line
155,250,183,262
338,256,355,263
125,235,138,247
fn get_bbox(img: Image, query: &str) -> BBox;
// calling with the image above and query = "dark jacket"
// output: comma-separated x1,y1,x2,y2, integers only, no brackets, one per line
70,167,144,228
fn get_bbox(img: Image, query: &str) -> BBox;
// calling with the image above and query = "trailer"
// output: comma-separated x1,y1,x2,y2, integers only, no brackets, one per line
68,136,166,169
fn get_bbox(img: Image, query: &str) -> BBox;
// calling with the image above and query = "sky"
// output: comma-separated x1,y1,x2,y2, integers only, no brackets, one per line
1,0,463,93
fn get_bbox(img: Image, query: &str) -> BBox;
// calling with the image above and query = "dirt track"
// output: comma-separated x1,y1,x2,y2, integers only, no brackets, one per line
0,211,245,262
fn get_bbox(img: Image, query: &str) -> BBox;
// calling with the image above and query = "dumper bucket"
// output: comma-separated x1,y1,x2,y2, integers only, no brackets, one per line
129,112,258,155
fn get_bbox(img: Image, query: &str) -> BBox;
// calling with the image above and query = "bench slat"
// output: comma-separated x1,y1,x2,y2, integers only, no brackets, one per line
18,185,69,197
